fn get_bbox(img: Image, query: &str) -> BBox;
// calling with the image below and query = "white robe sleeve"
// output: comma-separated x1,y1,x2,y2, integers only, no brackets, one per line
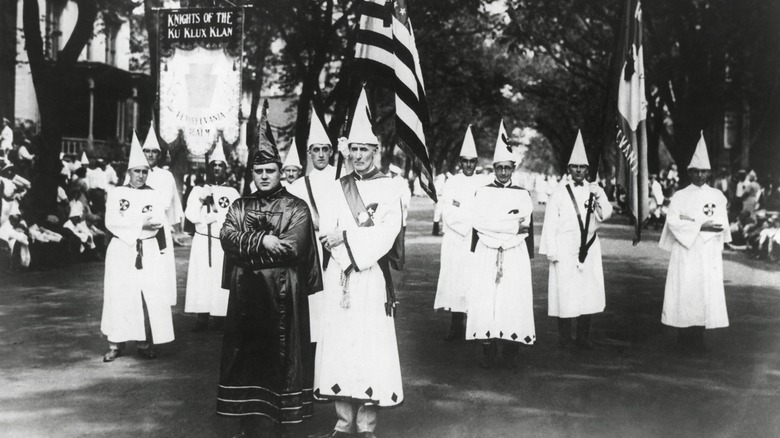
539,191,560,256
594,187,613,222
164,172,184,226
441,182,474,237
342,194,402,272
472,189,528,235
701,190,731,244
184,186,206,225
662,192,701,250
105,190,143,246
718,192,732,244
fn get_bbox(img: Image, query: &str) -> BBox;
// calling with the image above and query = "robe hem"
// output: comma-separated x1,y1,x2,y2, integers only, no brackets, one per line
313,394,404,409
215,411,313,424
661,321,729,329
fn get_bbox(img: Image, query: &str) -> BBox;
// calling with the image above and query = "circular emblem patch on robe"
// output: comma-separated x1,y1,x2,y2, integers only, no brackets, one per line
142,205,153,213
218,196,230,209
703,203,715,217
584,198,595,211
119,199,130,211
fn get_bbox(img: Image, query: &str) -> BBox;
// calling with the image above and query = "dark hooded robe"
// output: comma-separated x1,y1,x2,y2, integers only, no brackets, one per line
216,100,322,424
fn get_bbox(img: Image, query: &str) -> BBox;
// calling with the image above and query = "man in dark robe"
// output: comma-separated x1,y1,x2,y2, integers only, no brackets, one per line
217,102,322,438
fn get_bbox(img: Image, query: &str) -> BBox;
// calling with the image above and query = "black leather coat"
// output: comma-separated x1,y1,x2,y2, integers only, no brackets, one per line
217,186,322,423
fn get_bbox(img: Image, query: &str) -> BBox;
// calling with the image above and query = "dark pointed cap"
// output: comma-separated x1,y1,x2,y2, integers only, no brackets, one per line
251,100,282,166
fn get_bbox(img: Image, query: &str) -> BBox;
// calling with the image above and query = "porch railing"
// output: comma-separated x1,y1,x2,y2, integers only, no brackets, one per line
61,137,112,157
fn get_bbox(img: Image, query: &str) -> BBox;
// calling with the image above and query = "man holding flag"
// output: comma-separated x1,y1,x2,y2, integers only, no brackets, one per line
314,87,404,438
540,131,613,350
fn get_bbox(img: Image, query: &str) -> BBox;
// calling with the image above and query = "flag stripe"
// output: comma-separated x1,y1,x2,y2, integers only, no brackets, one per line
351,1,436,201
396,118,432,169
392,15,435,198
356,0,388,19
355,23,393,54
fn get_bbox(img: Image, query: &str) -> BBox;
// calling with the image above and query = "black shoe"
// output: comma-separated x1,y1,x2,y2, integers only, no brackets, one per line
480,342,497,369
314,431,352,438
443,331,460,341
103,349,122,362
574,337,593,350
137,347,157,359
558,336,574,349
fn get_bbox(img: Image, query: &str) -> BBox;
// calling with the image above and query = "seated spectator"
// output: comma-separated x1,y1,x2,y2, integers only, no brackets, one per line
729,211,754,249
757,214,780,262
741,170,761,218
28,223,64,244
0,200,31,270
16,139,35,179
63,199,96,254
757,176,780,213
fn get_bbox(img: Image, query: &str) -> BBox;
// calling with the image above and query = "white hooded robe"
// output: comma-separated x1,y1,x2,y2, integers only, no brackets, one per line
434,172,484,312
659,184,730,328
183,184,240,316
101,186,174,344
540,183,613,318
466,183,536,344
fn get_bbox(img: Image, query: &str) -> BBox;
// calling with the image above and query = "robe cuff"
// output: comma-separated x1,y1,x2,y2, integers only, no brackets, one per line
343,230,359,272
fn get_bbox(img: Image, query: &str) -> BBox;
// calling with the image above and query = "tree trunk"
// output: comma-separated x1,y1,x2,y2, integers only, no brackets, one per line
22,0,96,221
0,1,17,121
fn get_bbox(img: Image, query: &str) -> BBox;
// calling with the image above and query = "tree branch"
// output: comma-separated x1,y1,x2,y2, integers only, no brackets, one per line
59,0,97,64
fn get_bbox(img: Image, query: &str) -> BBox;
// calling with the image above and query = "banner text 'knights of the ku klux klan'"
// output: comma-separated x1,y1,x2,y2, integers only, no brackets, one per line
158,7,244,157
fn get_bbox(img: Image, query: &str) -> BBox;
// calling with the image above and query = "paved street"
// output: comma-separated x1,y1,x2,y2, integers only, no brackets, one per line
1,197,779,438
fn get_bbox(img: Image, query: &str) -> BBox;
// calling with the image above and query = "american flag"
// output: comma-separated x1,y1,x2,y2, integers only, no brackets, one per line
353,0,436,202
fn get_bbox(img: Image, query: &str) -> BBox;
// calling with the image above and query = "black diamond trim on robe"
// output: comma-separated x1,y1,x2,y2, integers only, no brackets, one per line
473,332,477,338
486,331,490,338
365,387,373,397
331,384,341,394
524,336,532,343
500,331,504,338
314,388,321,398
511,333,518,340
391,393,398,402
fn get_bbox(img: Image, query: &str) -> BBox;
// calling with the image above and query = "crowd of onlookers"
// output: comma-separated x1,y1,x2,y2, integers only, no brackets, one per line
0,118,125,272
645,164,780,263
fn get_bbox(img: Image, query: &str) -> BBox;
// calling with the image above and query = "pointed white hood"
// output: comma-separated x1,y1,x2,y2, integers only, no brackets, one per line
687,131,711,170
307,104,332,148
127,131,149,170
459,125,478,159
567,130,589,166
347,87,379,145
143,123,162,151
282,140,302,169
209,144,228,164
492,120,516,163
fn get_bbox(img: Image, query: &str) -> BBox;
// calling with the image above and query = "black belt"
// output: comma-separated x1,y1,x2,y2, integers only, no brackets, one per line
135,230,166,270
